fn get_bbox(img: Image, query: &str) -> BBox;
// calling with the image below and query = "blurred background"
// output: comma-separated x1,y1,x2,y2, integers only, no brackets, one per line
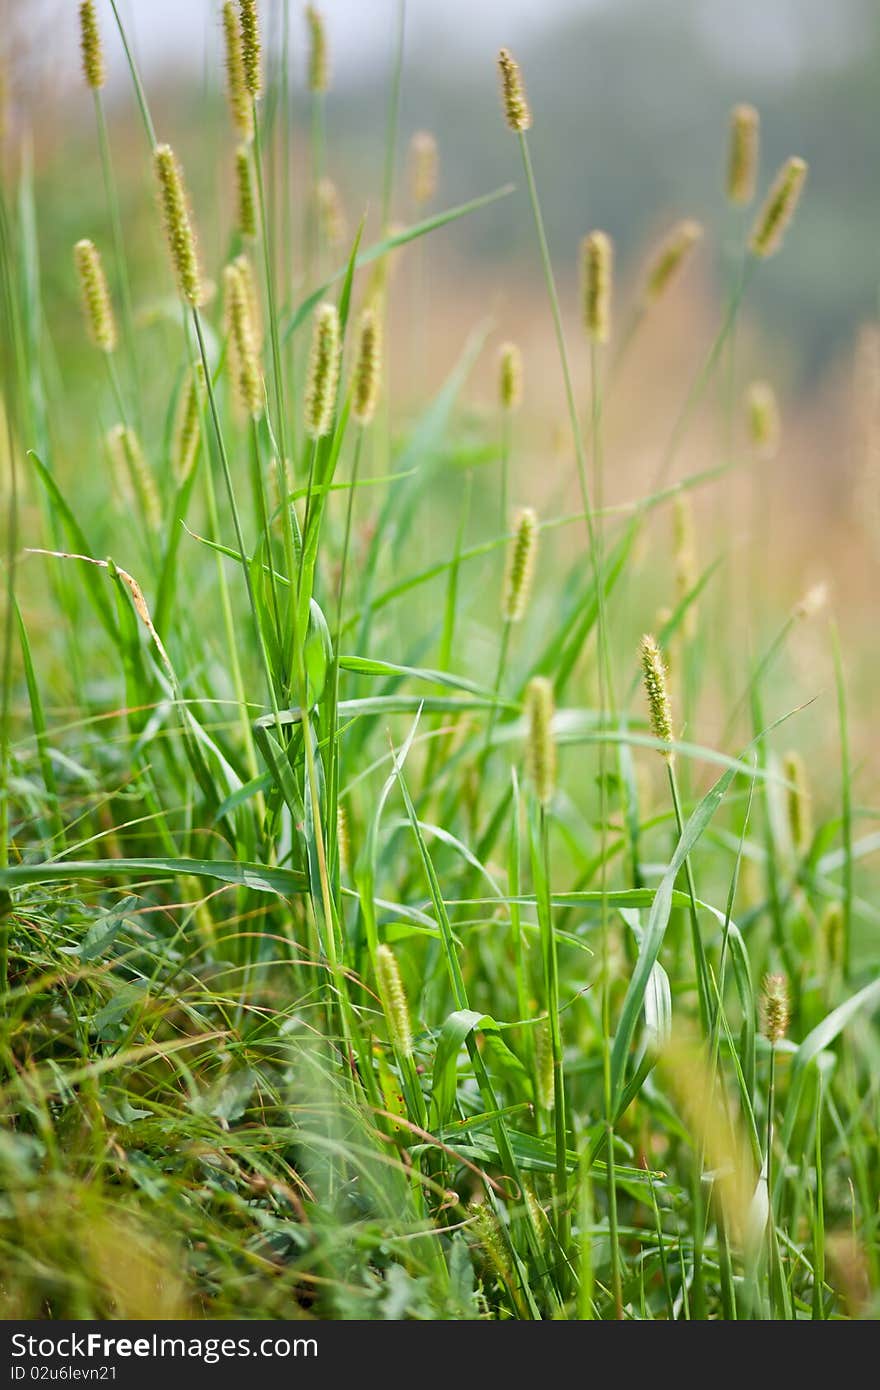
2,0,879,766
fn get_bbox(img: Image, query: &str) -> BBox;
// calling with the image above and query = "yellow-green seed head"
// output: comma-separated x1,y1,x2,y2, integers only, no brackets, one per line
304,302,340,439
820,901,844,973
108,425,161,532
153,144,204,307
783,750,812,858
316,177,346,250
582,230,613,344
497,48,531,133
643,220,703,304
499,342,523,412
673,494,698,639
79,1,105,90
749,156,808,258
468,1201,515,1289
534,1014,555,1112
305,5,329,93
238,0,262,99
223,262,263,419
409,130,438,206
502,506,537,623
171,363,206,484
235,145,257,240
745,380,780,460
525,676,556,807
761,972,789,1043
337,803,350,878
352,307,382,427
234,252,262,350
74,239,117,354
640,633,674,758
222,2,253,140
375,944,413,1058
727,103,759,206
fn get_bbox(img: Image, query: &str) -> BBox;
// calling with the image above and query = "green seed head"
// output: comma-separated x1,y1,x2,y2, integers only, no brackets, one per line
581,230,613,344
525,676,556,807
643,219,703,304
78,1,105,90
223,262,263,419
749,156,808,258
761,973,790,1044
745,380,780,460
352,307,382,427
304,302,341,439
497,48,531,133
238,0,262,99
222,2,253,140
235,145,257,240
153,144,204,307
375,944,413,1058
820,901,844,973
499,341,523,412
534,1014,555,1111
171,363,206,484
727,103,759,206
783,750,812,858
74,239,116,354
640,633,674,758
337,803,350,878
316,177,346,250
108,425,161,532
306,5,329,93
502,506,537,623
409,130,438,206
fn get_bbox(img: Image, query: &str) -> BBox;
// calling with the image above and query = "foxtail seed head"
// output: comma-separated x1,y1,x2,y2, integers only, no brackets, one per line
794,582,828,621
352,307,382,427
761,973,790,1044
234,253,262,349
502,506,537,623
534,1015,555,1112
727,103,759,206
306,5,329,93
304,302,341,439
581,230,613,344
235,146,257,239
821,901,844,973
223,262,263,419
643,220,703,304
497,49,531,132
499,342,523,412
171,364,206,484
525,677,556,807
153,144,204,307
74,239,117,354
783,750,812,858
409,130,438,206
108,425,161,532
749,156,807,258
316,177,346,250
237,0,262,99
79,1,105,90
222,2,253,140
640,634,674,758
375,944,413,1058
745,380,780,460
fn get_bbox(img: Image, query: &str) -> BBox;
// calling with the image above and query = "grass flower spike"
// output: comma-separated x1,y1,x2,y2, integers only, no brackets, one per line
409,131,438,206
171,364,206,484
153,144,203,307
502,506,537,622
352,307,382,427
375,945,413,1058
499,342,523,412
108,425,161,532
727,103,759,205
643,220,703,304
640,633,674,757
235,146,257,239
762,973,790,1043
304,302,341,438
525,676,556,806
749,156,808,258
306,6,329,93
222,2,253,140
238,0,262,99
746,380,780,459
78,1,105,91
74,239,116,354
497,48,531,132
783,750,812,857
582,230,613,343
224,262,263,419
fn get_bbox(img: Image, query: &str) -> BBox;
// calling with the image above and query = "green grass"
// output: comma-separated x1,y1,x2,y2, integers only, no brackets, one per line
0,1,877,1321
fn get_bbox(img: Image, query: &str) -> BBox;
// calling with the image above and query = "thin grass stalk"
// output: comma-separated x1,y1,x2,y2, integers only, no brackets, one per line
92,92,139,429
